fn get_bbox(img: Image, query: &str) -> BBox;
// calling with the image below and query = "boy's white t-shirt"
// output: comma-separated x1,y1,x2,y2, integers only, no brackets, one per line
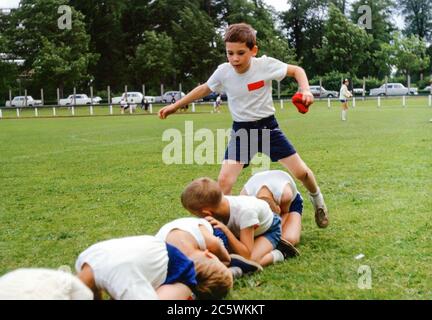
207,56,288,122
75,235,168,300
225,195,274,238
156,217,213,250
243,170,299,204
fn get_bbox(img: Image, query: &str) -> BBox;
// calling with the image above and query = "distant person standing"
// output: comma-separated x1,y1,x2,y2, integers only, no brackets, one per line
214,94,222,113
141,98,150,112
339,79,353,121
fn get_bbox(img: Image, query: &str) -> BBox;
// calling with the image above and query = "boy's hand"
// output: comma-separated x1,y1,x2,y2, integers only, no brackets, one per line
158,104,178,119
292,92,310,114
301,89,314,106
205,216,228,234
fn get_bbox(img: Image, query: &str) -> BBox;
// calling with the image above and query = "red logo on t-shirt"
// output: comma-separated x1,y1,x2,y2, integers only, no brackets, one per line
248,80,265,91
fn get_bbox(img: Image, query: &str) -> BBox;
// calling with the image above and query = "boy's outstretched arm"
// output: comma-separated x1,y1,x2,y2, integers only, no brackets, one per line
158,83,212,119
287,65,314,107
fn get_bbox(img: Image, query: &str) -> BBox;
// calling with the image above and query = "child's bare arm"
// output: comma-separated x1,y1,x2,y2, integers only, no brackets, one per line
206,217,254,259
201,226,231,265
286,65,314,107
156,283,192,300
158,83,212,119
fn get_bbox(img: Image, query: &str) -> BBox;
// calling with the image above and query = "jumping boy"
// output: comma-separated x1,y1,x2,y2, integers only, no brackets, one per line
181,177,293,267
159,23,328,228
75,235,232,300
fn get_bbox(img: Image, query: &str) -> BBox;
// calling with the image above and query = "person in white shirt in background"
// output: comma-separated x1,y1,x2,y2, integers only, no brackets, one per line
339,79,353,121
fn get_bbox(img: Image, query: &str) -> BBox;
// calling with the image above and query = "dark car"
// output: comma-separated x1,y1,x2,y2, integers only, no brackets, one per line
203,92,227,102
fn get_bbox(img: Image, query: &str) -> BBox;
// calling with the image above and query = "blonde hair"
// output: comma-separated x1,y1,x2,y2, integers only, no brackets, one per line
224,23,257,49
181,177,222,213
193,257,233,300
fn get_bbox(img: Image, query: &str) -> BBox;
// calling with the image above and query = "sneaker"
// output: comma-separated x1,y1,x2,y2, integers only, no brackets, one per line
309,194,329,228
276,239,300,259
229,254,263,274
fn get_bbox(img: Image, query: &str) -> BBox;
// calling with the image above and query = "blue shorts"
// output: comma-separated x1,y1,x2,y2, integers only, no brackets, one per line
224,115,296,168
213,227,229,249
340,99,347,103
289,193,304,215
262,214,282,249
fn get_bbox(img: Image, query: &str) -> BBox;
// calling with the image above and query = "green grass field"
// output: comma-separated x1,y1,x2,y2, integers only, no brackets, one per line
0,97,431,299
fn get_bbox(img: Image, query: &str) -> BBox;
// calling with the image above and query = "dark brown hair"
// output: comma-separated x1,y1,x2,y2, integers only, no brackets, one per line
224,23,256,49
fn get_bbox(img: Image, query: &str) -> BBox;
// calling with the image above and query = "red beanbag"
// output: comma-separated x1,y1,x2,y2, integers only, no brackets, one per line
292,92,309,114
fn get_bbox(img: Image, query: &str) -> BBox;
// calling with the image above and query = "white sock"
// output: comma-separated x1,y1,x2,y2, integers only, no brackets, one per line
272,249,285,264
310,188,324,207
229,266,243,278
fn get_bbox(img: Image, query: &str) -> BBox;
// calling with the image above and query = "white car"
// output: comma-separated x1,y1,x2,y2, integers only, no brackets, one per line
353,88,367,95
369,83,418,96
421,86,431,92
112,92,143,105
161,91,186,103
5,96,42,107
59,94,98,106
309,86,339,98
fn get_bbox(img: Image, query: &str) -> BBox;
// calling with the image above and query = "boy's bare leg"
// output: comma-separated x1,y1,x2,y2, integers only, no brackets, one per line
281,213,302,246
278,154,329,228
250,236,274,267
217,160,244,195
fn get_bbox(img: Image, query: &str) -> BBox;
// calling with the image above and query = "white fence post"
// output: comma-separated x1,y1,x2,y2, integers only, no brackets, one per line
402,95,406,107
327,98,331,109
378,96,381,108
192,103,196,113
16,108,20,117
109,105,113,115
53,107,56,116
71,106,75,116
429,95,431,107
280,99,284,109
149,104,153,114
352,97,356,108
35,108,38,117
90,105,94,115
0,108,3,118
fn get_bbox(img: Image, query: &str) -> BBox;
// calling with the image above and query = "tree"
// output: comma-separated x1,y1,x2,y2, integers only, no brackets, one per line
387,32,430,78
280,0,327,74
313,4,373,75
70,0,128,89
351,0,396,78
128,31,175,93
398,0,432,41
3,0,97,95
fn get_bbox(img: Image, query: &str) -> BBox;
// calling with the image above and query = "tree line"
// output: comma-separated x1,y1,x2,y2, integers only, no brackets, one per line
1,0,432,100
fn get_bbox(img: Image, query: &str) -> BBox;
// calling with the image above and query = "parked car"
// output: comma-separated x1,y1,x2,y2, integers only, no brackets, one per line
203,92,227,102
309,85,339,98
353,88,367,95
421,85,431,92
5,96,42,107
161,91,186,103
112,92,144,105
369,83,418,96
93,96,103,104
59,94,98,106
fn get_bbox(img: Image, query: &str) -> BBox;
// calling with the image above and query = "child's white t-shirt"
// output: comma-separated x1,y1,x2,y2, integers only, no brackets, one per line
0,268,93,300
75,235,168,300
207,56,288,122
156,217,213,250
243,170,298,204
225,195,274,238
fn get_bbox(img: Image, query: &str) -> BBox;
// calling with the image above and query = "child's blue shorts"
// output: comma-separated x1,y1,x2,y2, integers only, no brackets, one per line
224,115,296,167
262,214,282,249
